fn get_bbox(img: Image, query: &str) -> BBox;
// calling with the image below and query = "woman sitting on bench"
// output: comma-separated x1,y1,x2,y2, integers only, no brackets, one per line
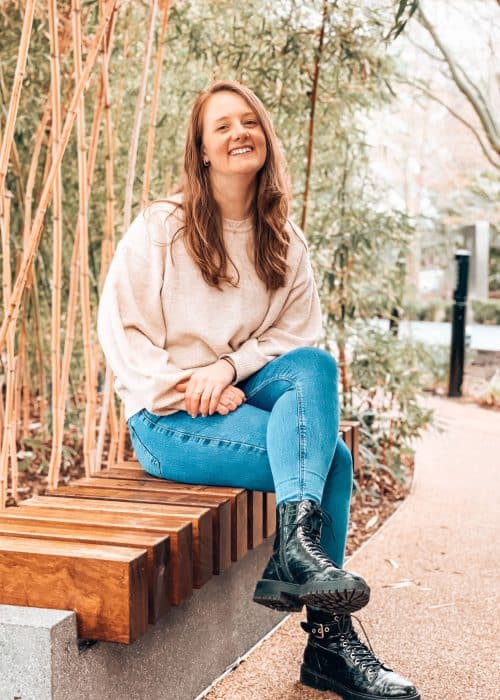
98,79,420,700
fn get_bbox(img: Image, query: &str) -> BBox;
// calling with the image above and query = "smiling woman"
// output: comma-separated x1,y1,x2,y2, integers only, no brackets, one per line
201,92,267,194
97,79,420,700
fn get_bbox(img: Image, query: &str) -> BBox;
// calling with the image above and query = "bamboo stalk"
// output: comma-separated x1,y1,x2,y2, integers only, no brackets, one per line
0,1,117,352
48,221,80,489
48,0,64,489
111,2,132,165
94,0,118,472
11,250,22,502
300,0,329,233
48,1,119,486
0,76,25,218
115,0,158,461
0,0,36,208
0,192,18,509
18,96,51,439
71,0,96,477
141,0,171,208
123,0,158,229
96,3,128,469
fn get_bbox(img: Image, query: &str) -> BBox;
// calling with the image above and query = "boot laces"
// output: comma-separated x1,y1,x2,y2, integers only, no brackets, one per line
338,614,386,677
288,506,339,567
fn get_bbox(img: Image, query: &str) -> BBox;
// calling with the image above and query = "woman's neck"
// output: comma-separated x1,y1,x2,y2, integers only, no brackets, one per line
210,173,256,220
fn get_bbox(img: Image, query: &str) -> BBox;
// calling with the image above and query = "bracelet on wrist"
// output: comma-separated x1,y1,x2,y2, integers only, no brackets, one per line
221,357,237,381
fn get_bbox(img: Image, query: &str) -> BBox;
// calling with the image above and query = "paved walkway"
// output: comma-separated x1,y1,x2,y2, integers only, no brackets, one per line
399,320,500,351
203,396,499,699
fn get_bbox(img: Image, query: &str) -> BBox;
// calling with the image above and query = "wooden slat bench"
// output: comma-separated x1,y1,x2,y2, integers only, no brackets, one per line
0,536,148,643
0,421,360,644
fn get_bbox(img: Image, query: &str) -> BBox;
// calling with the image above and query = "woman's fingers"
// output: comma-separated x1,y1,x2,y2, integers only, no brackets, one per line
181,362,238,417
206,385,224,417
175,378,246,417
213,386,246,415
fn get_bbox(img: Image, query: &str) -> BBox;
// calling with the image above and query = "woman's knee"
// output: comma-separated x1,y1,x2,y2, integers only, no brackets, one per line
278,346,338,381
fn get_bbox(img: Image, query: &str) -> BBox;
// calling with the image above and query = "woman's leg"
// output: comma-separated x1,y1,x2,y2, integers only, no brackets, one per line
129,346,364,613
128,345,340,501
319,438,353,568
239,346,340,505
240,348,366,612
127,400,275,492
237,347,351,565
129,346,350,562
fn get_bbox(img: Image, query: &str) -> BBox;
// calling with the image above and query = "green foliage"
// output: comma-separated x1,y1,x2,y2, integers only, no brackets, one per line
0,0,434,482
341,324,434,481
404,297,453,322
413,341,450,392
470,299,500,325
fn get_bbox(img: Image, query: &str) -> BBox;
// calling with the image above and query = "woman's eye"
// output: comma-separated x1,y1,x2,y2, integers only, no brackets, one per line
217,125,228,131
245,120,257,126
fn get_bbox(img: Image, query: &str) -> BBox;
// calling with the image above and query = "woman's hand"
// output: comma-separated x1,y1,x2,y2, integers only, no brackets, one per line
212,385,247,415
175,360,242,418
175,379,246,417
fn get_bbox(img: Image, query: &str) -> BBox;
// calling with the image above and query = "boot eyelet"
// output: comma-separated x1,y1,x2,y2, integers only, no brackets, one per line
325,627,329,632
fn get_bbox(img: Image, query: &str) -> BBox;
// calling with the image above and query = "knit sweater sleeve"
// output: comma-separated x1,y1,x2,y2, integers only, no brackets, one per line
219,242,323,384
97,231,193,416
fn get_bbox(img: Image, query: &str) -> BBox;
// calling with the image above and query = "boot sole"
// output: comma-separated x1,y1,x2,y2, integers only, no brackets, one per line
253,578,370,614
300,665,421,700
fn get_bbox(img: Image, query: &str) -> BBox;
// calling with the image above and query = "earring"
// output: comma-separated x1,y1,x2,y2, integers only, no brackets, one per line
203,158,209,167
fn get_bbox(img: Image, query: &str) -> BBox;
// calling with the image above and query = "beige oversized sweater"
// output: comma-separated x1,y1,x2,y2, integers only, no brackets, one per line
97,196,324,420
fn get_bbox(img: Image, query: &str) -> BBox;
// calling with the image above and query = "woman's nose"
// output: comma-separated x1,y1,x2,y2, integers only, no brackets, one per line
234,125,249,140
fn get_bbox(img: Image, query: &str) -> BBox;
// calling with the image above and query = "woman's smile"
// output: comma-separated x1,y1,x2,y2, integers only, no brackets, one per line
229,146,254,156
202,91,267,179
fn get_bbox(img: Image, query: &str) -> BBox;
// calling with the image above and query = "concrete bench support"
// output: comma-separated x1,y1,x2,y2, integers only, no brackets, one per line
0,538,285,700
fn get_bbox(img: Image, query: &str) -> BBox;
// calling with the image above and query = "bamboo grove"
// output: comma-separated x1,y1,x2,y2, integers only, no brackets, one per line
0,0,431,508
0,0,174,507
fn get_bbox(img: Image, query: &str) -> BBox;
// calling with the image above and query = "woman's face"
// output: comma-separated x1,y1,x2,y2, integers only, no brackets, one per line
201,91,267,180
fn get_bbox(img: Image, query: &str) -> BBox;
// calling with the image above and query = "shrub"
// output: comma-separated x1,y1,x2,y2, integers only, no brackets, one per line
470,299,500,325
339,324,435,483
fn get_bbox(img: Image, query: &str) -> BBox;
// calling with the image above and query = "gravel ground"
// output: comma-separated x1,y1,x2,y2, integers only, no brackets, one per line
203,396,499,700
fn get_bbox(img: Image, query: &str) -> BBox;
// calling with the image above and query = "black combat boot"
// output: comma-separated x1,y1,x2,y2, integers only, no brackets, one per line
253,500,370,614
300,607,421,700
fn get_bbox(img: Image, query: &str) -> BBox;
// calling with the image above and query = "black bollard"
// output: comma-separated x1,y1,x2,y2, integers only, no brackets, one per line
389,307,399,337
448,250,470,397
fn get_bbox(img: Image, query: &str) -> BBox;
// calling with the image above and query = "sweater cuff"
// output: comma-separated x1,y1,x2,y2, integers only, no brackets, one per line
219,344,268,384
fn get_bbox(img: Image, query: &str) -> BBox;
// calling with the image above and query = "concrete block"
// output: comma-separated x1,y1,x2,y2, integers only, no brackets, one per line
0,537,285,700
0,605,77,700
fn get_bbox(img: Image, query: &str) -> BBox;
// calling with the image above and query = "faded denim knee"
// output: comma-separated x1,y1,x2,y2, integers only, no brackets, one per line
277,346,338,383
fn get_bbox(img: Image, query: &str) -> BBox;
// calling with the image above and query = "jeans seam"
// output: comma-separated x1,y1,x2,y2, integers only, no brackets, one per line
245,374,306,497
139,412,267,452
244,374,295,400
296,382,306,499
128,423,161,475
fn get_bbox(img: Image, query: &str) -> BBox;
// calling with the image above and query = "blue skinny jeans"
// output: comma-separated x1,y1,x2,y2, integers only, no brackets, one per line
127,347,353,567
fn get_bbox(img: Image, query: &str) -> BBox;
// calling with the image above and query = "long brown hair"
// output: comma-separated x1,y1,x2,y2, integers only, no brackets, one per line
150,80,292,292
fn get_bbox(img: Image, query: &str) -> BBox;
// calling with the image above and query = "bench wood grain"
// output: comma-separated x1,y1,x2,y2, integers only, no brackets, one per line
46,484,231,575
0,514,170,624
0,535,148,643
15,501,195,605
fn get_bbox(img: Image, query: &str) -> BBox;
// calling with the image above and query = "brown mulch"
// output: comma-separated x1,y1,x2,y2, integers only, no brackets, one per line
345,466,411,557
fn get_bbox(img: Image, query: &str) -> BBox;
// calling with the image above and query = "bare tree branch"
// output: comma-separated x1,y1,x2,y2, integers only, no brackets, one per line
405,35,444,63
417,3,500,155
396,75,500,169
